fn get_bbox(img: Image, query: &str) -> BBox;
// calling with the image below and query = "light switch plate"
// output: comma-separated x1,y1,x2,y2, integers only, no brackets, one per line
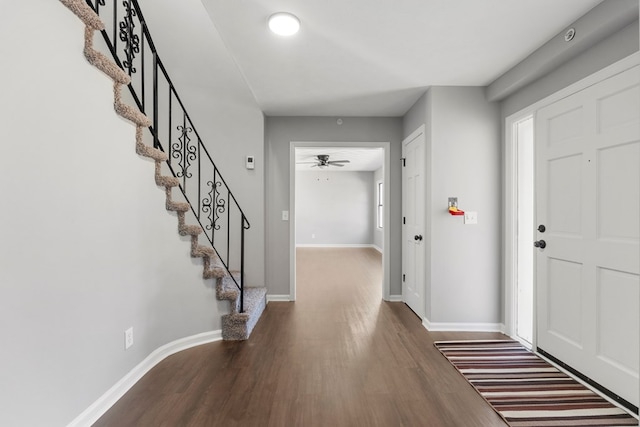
282,210,289,221
464,211,478,225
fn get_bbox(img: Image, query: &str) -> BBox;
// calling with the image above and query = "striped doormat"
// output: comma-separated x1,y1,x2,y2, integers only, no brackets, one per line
434,340,638,426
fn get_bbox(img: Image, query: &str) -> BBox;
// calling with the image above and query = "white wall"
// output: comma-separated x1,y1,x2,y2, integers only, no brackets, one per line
373,167,384,251
403,87,501,326
0,2,262,425
265,117,403,297
296,171,374,245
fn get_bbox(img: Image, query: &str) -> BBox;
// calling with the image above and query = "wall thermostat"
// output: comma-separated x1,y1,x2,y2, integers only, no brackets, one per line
246,155,255,170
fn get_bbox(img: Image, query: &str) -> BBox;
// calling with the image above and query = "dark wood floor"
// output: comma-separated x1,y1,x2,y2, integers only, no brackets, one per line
94,247,507,426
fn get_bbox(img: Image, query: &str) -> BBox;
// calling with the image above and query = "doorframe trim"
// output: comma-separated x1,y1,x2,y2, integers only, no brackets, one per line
504,114,533,342
503,52,639,343
289,141,391,301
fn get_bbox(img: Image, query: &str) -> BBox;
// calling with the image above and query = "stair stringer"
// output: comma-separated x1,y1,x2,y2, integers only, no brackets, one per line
58,0,266,341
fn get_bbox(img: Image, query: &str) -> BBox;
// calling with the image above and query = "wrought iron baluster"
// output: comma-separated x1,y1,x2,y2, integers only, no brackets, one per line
173,115,195,190
119,1,140,76
153,53,158,148
167,88,172,154
240,217,245,313
197,139,201,221
112,1,117,61
226,192,230,267
141,21,145,113
215,178,226,236
211,168,217,246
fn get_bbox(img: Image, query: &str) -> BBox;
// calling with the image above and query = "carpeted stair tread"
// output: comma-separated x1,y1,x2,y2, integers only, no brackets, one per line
156,175,180,188
179,224,202,236
204,267,226,279
217,275,263,316
60,0,105,31
137,143,168,161
154,161,180,187
191,245,216,258
84,29,130,85
221,286,267,340
216,274,240,301
116,102,151,127
166,200,190,213
191,236,220,260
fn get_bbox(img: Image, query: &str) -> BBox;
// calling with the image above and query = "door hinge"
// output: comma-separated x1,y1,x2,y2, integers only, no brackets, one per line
403,217,406,224
401,158,406,167
402,274,405,282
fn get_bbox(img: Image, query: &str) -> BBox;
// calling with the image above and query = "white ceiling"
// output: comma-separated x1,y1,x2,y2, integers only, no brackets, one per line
201,0,603,117
295,147,383,172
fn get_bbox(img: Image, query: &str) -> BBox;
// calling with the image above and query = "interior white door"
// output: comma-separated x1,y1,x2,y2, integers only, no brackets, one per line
402,129,425,318
536,66,640,406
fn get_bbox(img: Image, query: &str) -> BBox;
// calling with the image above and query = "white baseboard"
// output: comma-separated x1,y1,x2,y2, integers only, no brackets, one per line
371,244,383,253
267,294,292,302
295,244,378,248
422,318,505,333
386,295,403,302
67,330,222,427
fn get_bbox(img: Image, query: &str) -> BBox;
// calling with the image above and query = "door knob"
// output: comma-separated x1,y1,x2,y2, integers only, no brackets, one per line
414,235,423,241
538,224,546,233
533,240,546,249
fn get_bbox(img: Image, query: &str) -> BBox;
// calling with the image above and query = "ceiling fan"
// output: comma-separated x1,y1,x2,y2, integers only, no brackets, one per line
297,154,351,168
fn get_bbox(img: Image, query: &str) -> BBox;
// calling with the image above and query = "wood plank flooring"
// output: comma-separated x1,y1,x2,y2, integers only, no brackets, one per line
94,247,508,426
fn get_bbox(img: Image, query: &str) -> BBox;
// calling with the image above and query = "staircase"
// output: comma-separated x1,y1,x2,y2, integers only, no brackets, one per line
59,0,266,340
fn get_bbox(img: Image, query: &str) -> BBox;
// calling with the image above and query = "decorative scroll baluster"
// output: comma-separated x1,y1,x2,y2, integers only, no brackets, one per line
215,180,227,231
172,121,196,188
201,176,226,233
197,139,201,220
202,180,215,233
119,1,140,75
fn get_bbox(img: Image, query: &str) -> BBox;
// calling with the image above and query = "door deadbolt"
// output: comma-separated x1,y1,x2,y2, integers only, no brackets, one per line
538,224,546,233
414,235,423,241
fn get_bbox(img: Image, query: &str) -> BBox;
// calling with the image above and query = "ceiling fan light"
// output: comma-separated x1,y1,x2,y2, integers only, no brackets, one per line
268,12,300,36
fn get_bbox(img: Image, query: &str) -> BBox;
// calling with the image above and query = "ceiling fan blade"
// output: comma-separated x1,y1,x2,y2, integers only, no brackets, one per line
296,161,318,164
328,160,350,164
330,162,345,167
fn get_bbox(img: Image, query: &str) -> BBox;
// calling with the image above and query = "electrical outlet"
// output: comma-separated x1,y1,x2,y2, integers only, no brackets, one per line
125,327,134,350
311,233,315,239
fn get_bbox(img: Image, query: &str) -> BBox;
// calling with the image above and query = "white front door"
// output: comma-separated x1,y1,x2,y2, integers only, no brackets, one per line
402,128,425,318
536,65,640,406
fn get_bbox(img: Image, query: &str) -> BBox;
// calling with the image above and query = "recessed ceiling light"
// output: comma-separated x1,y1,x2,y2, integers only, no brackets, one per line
268,12,300,36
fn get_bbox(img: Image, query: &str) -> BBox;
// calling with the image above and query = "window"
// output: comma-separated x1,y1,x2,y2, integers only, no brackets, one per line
377,181,383,228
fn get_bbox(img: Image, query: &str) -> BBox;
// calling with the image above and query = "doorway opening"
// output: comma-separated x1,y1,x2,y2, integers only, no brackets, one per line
289,142,391,302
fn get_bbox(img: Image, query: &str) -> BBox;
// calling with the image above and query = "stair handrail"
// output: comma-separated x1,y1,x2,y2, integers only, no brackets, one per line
85,0,248,312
